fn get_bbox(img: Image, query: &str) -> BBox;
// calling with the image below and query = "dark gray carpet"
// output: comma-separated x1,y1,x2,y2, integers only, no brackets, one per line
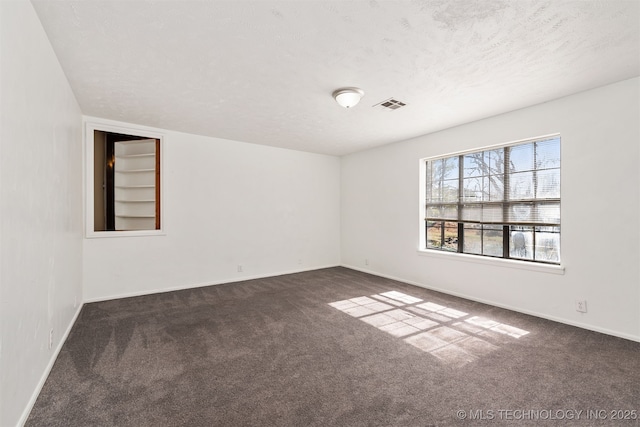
27,267,639,426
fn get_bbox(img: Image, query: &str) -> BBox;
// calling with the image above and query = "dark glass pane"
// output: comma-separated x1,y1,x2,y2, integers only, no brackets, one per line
463,224,481,254
427,157,458,182
443,222,458,252
426,161,434,201
509,171,534,200
427,181,440,203
464,152,486,178
428,178,458,203
509,203,533,223
462,177,484,202
510,226,533,260
427,205,458,221
535,137,561,169
509,143,534,172
536,168,560,199
442,205,459,221
488,175,504,201
535,226,560,262
483,225,503,257
488,149,505,174
536,202,560,225
441,179,459,202
429,159,444,183
427,221,442,249
482,204,503,223
461,204,481,222
443,157,459,180
426,205,441,219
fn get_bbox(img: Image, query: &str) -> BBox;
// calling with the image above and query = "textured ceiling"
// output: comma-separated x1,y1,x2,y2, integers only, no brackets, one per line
32,0,640,156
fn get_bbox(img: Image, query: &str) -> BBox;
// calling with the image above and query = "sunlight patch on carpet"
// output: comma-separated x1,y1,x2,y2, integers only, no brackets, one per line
329,291,529,367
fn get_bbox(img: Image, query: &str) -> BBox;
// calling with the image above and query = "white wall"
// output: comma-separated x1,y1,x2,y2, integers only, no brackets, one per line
83,119,341,301
341,77,640,341
0,1,84,426
0,4,635,424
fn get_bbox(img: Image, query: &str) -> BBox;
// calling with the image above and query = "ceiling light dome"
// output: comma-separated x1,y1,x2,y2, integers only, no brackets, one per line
332,87,364,108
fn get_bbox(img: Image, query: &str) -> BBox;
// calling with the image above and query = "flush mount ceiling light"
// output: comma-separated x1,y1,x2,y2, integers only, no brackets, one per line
332,87,364,108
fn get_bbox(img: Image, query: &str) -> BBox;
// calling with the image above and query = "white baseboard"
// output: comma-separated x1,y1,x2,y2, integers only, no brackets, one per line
16,263,638,426
20,265,343,425
18,303,84,427
85,264,341,303
341,264,640,343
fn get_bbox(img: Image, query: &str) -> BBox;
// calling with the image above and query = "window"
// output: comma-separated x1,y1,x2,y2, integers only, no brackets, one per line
423,135,560,264
85,121,164,237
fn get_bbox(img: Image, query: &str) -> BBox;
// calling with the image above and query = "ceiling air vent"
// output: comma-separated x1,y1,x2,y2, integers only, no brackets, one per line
373,98,407,110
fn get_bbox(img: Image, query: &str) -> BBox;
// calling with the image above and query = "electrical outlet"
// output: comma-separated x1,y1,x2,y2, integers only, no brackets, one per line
237,265,243,273
48,329,54,349
365,258,369,266
575,300,587,313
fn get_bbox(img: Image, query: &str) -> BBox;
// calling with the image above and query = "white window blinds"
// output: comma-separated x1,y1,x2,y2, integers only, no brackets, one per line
426,136,560,227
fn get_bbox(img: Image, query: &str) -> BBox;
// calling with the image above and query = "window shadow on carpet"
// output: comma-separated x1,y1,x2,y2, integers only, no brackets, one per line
329,290,529,368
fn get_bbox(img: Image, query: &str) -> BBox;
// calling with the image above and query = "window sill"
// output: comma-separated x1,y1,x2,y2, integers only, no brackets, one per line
86,229,166,239
416,249,565,275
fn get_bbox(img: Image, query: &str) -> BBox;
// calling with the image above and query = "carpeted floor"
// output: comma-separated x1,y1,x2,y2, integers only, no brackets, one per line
27,267,639,426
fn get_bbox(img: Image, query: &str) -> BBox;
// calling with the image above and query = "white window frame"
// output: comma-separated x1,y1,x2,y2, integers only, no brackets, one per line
418,134,564,274
84,118,166,238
